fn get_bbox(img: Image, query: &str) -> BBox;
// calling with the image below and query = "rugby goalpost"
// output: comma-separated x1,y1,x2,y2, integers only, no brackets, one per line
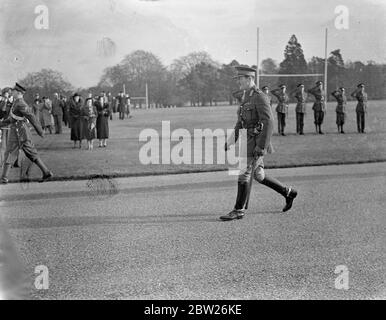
255,27,329,102
123,83,149,109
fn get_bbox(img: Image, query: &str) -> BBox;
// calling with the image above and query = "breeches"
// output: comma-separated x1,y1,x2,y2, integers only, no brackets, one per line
238,157,265,184
4,139,39,165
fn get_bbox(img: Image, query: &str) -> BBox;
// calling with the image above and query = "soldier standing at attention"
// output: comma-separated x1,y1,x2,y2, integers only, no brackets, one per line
271,84,289,136
0,83,53,184
308,81,326,134
351,83,368,133
221,66,297,221
291,83,307,135
331,87,347,134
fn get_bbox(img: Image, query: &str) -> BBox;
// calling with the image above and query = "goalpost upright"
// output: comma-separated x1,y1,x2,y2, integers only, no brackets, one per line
256,27,329,102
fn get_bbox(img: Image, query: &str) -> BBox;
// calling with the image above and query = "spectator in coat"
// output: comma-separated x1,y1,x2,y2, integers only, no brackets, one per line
32,94,42,125
95,96,111,148
82,98,97,150
116,92,126,120
69,93,84,148
52,93,63,134
41,97,53,134
61,95,69,128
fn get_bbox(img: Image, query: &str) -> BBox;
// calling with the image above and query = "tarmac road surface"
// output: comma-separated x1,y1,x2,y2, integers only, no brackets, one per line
0,162,385,299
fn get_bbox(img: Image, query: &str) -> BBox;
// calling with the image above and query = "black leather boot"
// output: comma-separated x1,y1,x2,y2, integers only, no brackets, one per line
260,175,287,196
220,181,250,221
283,187,298,212
1,163,11,184
34,158,53,182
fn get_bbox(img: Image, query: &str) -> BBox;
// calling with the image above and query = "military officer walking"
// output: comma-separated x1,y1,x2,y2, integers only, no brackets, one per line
291,83,307,135
0,83,53,184
331,87,347,134
271,84,289,136
221,66,297,221
351,83,368,133
308,81,326,134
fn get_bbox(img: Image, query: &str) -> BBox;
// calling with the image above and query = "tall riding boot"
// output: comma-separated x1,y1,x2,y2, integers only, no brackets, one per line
260,175,298,212
319,125,324,134
34,158,53,182
234,181,251,211
244,177,254,210
341,125,345,134
260,175,287,196
1,163,11,184
315,124,318,134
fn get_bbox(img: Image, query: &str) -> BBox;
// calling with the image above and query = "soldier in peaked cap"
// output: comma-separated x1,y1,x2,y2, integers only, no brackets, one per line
271,84,289,136
0,83,53,184
351,83,368,133
331,87,347,134
308,80,326,134
290,83,307,135
221,66,298,221
261,86,272,108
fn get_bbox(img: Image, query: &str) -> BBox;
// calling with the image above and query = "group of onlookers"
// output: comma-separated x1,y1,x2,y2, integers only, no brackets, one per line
0,88,133,151
263,81,368,135
67,93,111,150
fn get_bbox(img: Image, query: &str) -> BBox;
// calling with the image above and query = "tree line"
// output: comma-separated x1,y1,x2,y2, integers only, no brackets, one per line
18,35,386,106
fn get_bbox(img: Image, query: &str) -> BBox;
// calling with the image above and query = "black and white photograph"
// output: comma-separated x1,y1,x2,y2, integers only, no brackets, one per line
0,0,385,305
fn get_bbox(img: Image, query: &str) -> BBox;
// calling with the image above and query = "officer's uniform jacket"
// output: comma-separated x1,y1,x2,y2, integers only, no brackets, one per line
230,86,274,157
352,91,368,113
308,87,326,112
294,91,307,113
271,89,289,114
331,91,347,113
0,98,43,143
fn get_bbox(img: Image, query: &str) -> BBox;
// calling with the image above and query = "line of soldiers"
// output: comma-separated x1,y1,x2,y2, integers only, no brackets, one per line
262,81,368,135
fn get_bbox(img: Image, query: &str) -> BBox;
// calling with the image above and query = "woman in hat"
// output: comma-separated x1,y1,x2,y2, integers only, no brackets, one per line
81,98,97,150
95,96,111,147
69,93,84,148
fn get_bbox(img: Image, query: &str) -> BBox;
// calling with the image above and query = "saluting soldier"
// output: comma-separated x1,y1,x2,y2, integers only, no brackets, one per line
308,81,326,134
271,84,289,136
351,83,368,133
221,66,298,221
331,87,347,134
291,83,307,135
0,83,53,184
261,86,273,107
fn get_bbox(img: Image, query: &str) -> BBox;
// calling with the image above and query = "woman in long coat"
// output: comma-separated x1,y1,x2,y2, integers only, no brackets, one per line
69,93,84,148
40,97,53,134
95,96,111,147
81,98,97,150
32,95,42,126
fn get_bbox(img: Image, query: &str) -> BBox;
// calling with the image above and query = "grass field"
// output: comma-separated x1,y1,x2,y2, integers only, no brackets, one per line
4,99,386,182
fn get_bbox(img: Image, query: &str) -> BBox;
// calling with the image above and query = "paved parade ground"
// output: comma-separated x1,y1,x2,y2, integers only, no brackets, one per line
0,162,385,299
3,100,386,182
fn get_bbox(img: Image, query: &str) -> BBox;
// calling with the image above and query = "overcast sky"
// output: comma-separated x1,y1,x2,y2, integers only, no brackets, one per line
0,0,385,88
